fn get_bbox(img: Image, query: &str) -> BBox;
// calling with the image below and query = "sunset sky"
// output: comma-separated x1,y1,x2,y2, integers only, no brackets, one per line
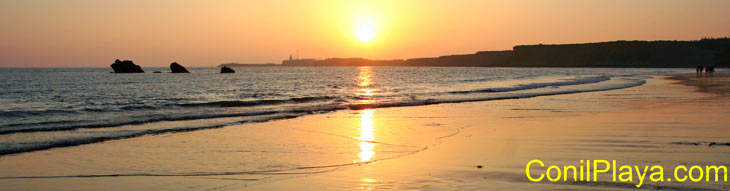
1,0,729,67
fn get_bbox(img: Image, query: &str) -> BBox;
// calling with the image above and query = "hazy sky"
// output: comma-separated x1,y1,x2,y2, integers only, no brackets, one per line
1,0,729,67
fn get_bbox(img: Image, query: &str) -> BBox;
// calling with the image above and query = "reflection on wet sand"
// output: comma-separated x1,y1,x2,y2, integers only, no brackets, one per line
357,109,382,190
358,109,375,162
359,177,379,190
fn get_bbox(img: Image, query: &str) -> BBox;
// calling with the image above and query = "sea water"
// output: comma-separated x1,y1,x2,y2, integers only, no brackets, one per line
0,67,689,155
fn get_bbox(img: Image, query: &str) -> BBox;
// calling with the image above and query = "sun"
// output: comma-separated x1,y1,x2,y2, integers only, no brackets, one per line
356,17,376,43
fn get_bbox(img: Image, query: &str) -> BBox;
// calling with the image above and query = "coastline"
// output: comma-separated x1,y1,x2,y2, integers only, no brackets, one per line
1,73,729,190
278,38,729,68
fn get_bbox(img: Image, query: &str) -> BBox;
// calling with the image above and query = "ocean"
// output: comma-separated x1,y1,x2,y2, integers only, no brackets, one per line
0,67,688,156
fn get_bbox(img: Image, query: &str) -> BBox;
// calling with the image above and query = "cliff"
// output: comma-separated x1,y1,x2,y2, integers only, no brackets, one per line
281,38,730,68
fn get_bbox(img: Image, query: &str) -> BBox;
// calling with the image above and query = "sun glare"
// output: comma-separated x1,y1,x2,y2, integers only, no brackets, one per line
356,17,376,43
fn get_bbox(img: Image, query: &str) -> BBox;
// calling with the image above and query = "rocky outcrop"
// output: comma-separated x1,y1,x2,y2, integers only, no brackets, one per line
220,66,235,73
110,59,144,73
170,62,190,73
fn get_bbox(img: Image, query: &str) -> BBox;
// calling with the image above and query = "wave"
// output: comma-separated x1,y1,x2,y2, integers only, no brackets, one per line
176,96,338,108
460,77,499,83
450,76,610,94
0,119,86,128
0,109,81,117
0,96,340,133
0,110,306,135
351,76,642,110
1,96,337,118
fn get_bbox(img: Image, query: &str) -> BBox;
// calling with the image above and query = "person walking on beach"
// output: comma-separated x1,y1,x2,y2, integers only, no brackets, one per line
697,64,703,73
706,64,715,77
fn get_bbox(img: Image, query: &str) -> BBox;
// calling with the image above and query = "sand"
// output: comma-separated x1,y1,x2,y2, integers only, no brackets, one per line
1,74,729,191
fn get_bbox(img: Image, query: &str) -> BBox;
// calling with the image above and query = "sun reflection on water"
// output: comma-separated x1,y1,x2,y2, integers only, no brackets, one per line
357,66,373,87
356,67,378,105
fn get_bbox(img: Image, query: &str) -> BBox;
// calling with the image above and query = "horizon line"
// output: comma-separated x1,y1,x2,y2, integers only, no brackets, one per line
3,37,728,68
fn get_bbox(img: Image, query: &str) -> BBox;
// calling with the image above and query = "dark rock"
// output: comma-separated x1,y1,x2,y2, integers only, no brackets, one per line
220,66,235,73
170,62,190,73
153,71,162,73
110,59,144,73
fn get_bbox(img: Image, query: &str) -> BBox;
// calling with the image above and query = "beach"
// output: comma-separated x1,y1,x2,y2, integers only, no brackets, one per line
3,1,729,190
1,74,729,191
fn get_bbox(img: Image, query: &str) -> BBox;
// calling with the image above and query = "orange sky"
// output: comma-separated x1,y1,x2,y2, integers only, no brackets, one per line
1,0,729,67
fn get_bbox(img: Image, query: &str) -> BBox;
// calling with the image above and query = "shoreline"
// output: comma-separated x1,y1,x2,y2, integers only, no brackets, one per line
1,74,729,190
668,72,730,96
0,71,661,157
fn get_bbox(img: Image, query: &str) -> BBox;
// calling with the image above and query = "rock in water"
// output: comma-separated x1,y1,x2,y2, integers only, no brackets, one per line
220,66,235,73
170,62,190,73
110,59,144,73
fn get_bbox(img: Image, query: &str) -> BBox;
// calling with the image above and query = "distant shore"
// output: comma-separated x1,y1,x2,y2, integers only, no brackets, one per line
217,63,278,67
225,38,730,68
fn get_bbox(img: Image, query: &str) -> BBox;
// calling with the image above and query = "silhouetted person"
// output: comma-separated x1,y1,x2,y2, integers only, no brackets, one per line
700,64,714,77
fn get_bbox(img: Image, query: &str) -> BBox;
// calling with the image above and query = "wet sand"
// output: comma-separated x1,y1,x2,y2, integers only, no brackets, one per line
1,74,730,190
